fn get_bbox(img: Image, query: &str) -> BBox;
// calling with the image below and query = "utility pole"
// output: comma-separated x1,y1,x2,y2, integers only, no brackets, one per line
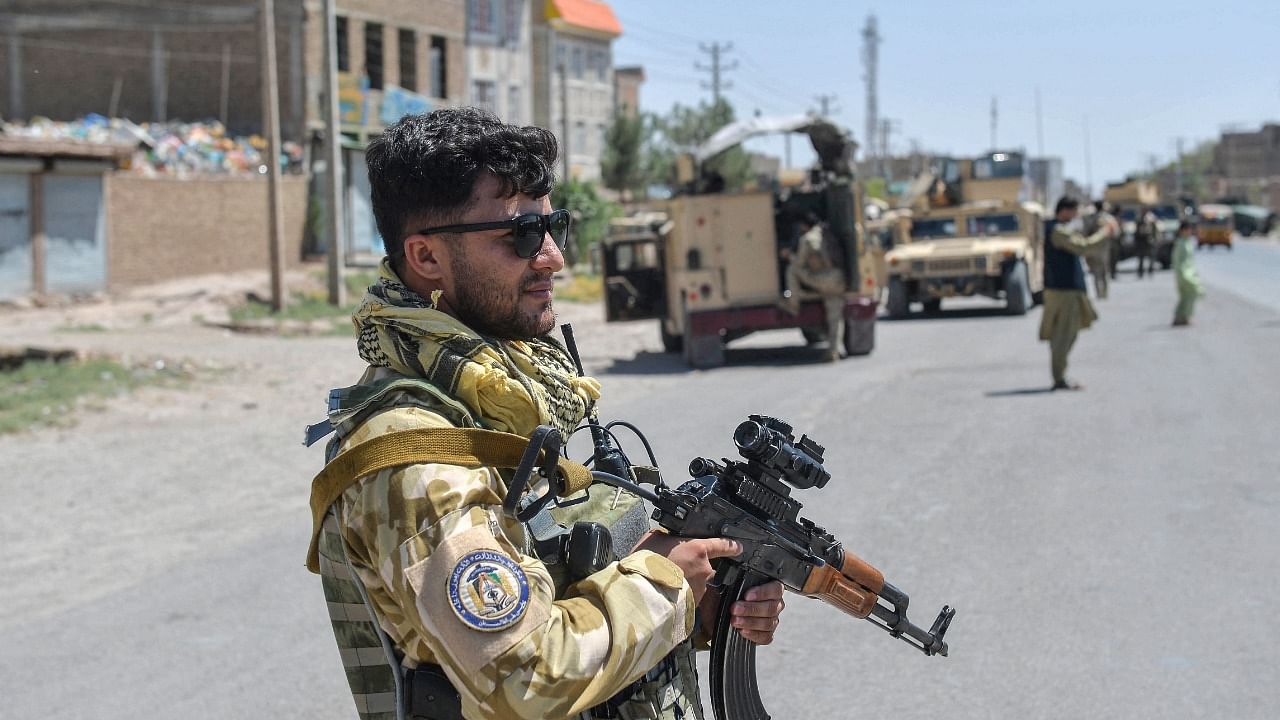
1082,115,1093,199
219,42,232,127
558,62,570,180
861,14,880,169
814,93,839,117
990,96,998,150
259,0,286,311
695,41,736,104
151,28,167,122
879,118,899,181
1035,86,1045,157
7,30,23,119
1175,137,1185,196
322,0,345,306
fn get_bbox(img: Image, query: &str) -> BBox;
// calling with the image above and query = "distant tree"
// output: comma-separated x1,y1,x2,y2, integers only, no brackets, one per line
650,98,754,193
600,112,648,201
551,177,620,267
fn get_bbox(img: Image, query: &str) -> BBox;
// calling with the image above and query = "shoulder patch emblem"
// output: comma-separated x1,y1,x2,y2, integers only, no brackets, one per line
447,550,531,632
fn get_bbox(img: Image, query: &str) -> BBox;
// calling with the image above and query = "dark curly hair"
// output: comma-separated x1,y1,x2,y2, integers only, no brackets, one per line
365,107,559,264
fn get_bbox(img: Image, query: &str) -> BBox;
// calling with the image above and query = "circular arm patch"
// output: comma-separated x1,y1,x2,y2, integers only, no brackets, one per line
448,550,531,632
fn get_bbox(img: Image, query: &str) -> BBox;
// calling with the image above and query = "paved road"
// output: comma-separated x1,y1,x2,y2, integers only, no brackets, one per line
1196,236,1280,313
2,245,1277,719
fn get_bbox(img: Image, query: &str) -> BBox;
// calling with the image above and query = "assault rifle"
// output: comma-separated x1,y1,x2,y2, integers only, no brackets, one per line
507,411,953,720
650,415,952,719
501,327,954,720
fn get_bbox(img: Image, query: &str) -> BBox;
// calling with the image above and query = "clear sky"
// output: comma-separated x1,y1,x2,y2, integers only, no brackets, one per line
611,0,1280,192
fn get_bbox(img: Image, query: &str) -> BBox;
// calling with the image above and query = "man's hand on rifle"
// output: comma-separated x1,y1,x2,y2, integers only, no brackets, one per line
635,532,742,603
729,581,785,645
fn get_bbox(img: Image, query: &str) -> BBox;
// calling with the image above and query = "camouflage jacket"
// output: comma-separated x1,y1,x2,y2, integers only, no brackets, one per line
321,367,698,720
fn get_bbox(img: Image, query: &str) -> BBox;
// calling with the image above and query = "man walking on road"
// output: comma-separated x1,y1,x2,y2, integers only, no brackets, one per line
1172,219,1205,326
1040,197,1118,390
305,108,784,720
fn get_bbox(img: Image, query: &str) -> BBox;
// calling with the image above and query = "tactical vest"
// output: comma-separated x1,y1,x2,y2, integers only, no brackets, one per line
307,371,704,720
1043,219,1087,291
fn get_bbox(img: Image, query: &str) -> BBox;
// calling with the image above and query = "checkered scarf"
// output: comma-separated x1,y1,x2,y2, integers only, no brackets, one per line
351,259,600,437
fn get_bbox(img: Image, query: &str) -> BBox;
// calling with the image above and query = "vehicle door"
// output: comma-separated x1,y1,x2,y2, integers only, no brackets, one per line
604,236,667,322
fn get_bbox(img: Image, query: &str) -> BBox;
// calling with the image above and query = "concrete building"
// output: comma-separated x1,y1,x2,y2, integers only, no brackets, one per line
1209,124,1280,208
1,0,465,141
614,65,643,116
1213,124,1280,180
1027,157,1064,209
532,0,622,181
1,1,467,262
464,0,533,124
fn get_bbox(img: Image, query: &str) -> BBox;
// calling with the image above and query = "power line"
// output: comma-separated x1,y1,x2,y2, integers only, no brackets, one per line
695,41,736,104
814,93,840,117
1,35,257,63
615,14,702,45
735,53,811,108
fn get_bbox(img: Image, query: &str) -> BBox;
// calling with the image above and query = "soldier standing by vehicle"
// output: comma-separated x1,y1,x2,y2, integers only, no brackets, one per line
305,108,785,720
1083,200,1114,299
780,212,847,362
1040,197,1118,390
1133,207,1159,278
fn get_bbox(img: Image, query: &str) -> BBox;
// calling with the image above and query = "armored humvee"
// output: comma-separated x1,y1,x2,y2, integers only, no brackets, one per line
882,151,1045,317
602,115,879,368
883,199,1045,317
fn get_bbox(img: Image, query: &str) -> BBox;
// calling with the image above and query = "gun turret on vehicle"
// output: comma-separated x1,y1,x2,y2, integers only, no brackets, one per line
601,114,880,368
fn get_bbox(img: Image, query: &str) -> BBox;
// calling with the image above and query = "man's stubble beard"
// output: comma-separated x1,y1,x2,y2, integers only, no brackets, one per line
449,249,556,340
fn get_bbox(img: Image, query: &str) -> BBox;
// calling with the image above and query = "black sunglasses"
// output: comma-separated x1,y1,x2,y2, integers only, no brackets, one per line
417,209,572,259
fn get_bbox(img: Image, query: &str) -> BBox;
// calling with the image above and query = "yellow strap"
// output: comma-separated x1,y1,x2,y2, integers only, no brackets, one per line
306,427,592,573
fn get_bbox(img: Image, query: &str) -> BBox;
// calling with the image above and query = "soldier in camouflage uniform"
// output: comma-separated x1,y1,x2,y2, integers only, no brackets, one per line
308,108,786,720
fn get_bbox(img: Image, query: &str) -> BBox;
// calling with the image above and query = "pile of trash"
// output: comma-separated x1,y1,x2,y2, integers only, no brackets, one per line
2,114,304,177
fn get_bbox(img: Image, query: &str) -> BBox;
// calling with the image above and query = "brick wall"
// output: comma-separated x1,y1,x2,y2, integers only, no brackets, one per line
106,174,309,289
0,1,309,142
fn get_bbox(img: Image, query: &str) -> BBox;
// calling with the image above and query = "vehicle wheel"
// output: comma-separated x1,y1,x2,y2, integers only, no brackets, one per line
684,332,725,369
801,327,826,346
843,316,875,357
922,298,942,315
1004,260,1030,315
886,278,910,319
659,321,683,353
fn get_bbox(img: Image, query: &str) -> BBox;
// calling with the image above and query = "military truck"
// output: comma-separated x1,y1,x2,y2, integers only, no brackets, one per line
1103,179,1168,269
883,200,1045,318
882,151,1045,318
601,115,879,369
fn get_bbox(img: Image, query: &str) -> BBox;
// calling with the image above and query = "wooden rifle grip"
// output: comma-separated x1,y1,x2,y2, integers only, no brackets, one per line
839,549,884,594
799,550,884,619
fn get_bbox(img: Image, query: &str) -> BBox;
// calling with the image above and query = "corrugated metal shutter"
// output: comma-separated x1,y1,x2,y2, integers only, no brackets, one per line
0,173,33,300
44,174,107,295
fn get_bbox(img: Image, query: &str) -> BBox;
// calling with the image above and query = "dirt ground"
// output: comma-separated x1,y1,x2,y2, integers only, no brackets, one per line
0,265,654,627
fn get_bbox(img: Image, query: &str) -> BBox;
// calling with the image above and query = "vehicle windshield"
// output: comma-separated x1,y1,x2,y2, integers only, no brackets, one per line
971,152,1024,179
967,213,1019,235
910,217,958,239
1152,206,1180,220
1118,208,1138,222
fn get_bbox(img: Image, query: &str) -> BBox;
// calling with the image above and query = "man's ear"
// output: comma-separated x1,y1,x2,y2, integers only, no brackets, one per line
402,233,449,282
